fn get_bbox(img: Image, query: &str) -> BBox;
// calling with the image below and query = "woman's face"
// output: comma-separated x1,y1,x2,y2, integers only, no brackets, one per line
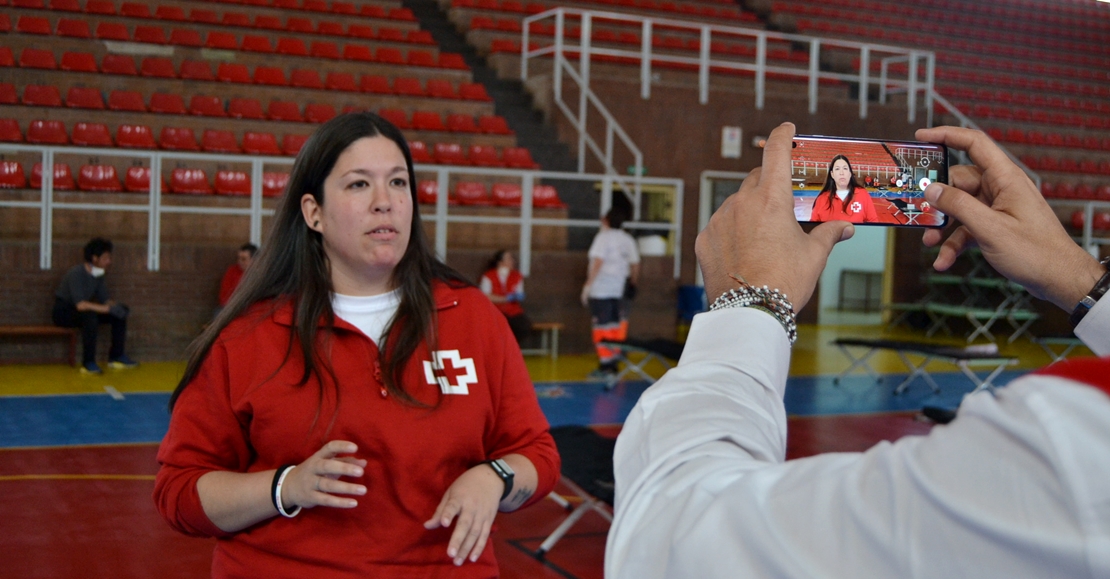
301,136,413,295
499,252,515,269
831,159,853,190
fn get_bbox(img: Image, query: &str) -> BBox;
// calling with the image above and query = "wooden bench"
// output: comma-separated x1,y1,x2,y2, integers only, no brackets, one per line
833,337,1019,395
0,325,78,366
520,322,564,361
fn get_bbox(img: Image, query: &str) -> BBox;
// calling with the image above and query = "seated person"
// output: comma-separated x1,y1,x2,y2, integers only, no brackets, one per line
52,237,137,374
809,155,878,223
218,243,258,309
480,249,531,343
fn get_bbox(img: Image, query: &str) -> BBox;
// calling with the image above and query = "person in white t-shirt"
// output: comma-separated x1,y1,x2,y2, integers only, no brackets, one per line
581,206,640,377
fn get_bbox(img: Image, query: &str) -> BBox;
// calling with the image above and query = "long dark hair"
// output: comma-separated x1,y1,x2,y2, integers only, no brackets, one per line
484,249,510,273
170,112,470,411
815,154,865,212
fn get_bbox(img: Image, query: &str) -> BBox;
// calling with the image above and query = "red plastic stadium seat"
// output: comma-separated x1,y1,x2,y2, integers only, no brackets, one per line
407,50,437,68
282,134,309,156
180,60,214,81
454,181,494,206
502,147,538,168
304,103,336,124
287,17,314,33
217,63,252,84
254,15,283,30
347,24,375,39
376,48,405,65
23,85,63,107
412,111,446,131
393,77,424,97
291,69,324,89
16,16,51,35
170,168,213,195
189,95,226,117
478,115,513,134
446,114,479,133
124,166,155,192
468,145,502,167
31,163,76,190
433,142,467,165
0,84,15,104
141,57,177,78
277,38,309,57
360,4,385,17
189,9,218,24
407,30,435,44
156,6,186,20
303,0,328,12
19,48,57,70
318,21,345,36
491,183,522,206
95,22,130,41
438,53,468,70
0,48,11,68
76,165,121,192
0,119,22,142
215,171,251,196
150,93,187,114
325,72,358,92
102,54,138,75
65,87,105,109
222,12,251,27
27,120,68,144
170,28,203,47
1075,183,1096,200
379,109,410,129
533,184,565,208
459,82,492,101
56,18,91,38
262,172,289,197
360,75,393,94
120,2,150,17
160,127,200,151
254,66,287,86
134,25,168,44
311,41,341,59
206,31,238,50
242,35,274,54
268,101,303,122
107,90,145,112
417,180,438,204
50,0,81,11
243,132,282,155
229,98,265,119
343,45,375,62
61,52,98,72
331,1,356,14
425,79,457,99
71,122,113,147
409,141,433,164
388,7,416,21
0,161,27,188
116,125,157,148
379,27,406,42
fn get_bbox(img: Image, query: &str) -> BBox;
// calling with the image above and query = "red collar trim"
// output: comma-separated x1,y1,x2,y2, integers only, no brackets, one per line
1034,357,1110,397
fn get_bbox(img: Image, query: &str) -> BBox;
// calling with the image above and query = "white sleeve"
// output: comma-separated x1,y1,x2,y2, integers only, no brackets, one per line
606,309,1110,579
1075,292,1110,356
478,276,492,295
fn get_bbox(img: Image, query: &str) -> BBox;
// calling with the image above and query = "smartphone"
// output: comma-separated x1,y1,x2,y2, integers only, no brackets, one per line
790,135,949,228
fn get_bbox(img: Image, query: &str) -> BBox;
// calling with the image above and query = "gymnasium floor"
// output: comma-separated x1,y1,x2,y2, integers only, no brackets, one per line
0,323,1079,578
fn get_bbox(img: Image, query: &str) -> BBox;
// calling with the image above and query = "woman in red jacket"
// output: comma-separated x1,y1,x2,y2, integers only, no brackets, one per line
154,112,560,579
480,249,532,343
809,155,879,223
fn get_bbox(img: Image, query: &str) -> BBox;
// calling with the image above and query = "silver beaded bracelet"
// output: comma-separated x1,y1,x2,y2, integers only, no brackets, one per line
708,274,798,345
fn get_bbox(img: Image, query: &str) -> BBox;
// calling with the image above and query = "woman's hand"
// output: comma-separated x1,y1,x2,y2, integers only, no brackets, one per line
280,440,368,511
423,463,503,566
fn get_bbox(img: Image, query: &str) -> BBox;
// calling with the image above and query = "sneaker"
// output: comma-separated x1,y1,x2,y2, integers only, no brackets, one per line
108,355,139,370
80,361,103,375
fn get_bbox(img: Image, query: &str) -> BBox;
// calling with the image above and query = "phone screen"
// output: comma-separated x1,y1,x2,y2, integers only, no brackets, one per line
790,135,949,228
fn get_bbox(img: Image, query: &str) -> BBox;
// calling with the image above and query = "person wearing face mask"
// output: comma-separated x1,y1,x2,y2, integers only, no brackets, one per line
809,154,879,223
52,237,138,374
479,249,531,343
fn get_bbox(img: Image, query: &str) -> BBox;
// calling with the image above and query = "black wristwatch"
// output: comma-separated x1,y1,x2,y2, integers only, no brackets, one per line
485,458,515,501
1069,257,1110,328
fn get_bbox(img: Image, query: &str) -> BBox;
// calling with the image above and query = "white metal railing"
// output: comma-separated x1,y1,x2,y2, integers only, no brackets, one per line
1047,199,1110,256
0,144,685,278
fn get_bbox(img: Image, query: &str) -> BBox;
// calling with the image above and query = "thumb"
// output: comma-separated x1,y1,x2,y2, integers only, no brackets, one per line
923,182,994,234
809,220,855,254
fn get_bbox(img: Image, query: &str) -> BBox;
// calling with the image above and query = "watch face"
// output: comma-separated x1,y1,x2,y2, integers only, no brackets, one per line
493,458,514,476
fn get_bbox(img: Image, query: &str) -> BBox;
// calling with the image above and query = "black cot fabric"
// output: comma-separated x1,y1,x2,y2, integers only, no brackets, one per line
550,426,616,506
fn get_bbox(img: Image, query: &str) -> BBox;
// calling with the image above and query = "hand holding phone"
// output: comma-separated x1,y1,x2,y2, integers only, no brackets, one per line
790,135,949,228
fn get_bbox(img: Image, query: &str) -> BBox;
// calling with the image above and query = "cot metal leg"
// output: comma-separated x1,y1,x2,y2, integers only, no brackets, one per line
958,360,1015,394
894,353,940,395
964,312,999,343
1005,315,1037,344
535,480,612,560
834,345,881,384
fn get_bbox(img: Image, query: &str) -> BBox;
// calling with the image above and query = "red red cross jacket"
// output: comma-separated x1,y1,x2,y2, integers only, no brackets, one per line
481,268,524,318
154,282,560,579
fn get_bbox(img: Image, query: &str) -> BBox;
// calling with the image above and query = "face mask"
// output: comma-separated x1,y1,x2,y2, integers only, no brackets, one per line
497,266,510,276
90,266,105,278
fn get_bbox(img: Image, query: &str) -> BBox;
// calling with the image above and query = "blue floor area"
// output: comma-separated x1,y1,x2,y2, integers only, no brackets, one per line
0,369,1031,448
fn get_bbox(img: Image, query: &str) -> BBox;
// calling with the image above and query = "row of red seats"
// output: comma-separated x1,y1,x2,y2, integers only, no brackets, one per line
410,142,538,168
940,102,1109,131
0,118,311,154
0,160,290,196
984,128,1110,152
1018,155,1110,176
416,180,566,208
1,46,467,75
1042,182,1110,202
934,61,1109,95
452,0,758,23
6,0,416,22
6,13,435,46
937,86,1110,116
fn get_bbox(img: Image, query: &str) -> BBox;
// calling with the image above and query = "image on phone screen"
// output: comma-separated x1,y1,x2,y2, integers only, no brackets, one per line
791,135,949,228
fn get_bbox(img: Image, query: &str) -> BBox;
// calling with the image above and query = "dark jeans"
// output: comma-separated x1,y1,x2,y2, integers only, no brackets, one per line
505,313,532,344
52,299,126,365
